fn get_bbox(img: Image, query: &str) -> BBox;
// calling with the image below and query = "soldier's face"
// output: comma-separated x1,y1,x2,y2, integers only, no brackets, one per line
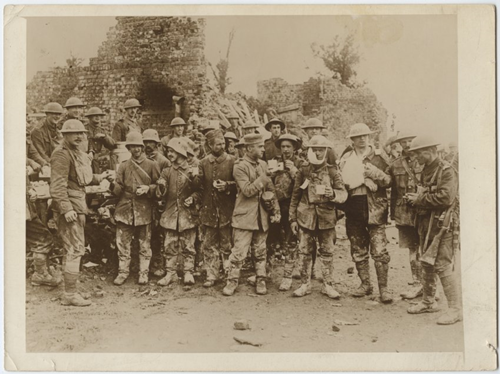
352,135,369,149
312,147,327,160
67,106,83,118
306,128,321,138
144,141,157,155
88,115,102,126
415,149,431,165
173,126,185,137
243,128,256,136
270,124,281,138
128,145,144,159
125,108,138,118
167,148,179,163
46,113,62,126
64,132,85,148
280,140,294,158
400,139,412,152
227,139,236,153
247,143,264,159
211,137,225,156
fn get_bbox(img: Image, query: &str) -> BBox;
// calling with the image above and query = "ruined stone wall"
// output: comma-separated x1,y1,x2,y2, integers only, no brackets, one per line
27,17,207,138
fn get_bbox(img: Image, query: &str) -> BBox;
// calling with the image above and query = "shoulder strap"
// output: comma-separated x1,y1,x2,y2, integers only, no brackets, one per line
401,157,419,185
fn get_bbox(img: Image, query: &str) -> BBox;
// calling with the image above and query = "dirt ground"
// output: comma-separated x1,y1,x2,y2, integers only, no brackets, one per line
26,224,464,353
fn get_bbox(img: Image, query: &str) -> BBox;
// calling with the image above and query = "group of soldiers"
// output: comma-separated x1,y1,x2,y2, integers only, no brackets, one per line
26,96,461,326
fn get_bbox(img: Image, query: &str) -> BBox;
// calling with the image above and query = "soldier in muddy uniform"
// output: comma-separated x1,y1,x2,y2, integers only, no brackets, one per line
31,102,64,163
387,132,424,299
263,118,285,161
160,117,188,155
405,136,461,325
50,120,110,306
289,135,348,299
268,134,303,291
223,134,280,296
195,129,237,287
83,107,116,173
339,123,393,304
156,138,199,286
61,97,86,124
109,131,160,286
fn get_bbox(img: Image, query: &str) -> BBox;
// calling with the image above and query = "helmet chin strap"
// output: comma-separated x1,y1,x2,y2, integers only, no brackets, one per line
307,148,326,165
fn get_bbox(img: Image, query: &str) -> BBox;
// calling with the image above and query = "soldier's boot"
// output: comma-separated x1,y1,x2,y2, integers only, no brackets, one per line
351,260,373,297
61,271,91,307
292,267,301,280
436,273,463,325
407,265,440,314
322,283,341,299
31,253,61,287
113,257,131,286
157,256,178,286
255,259,267,295
375,261,393,304
319,257,340,299
138,256,150,285
401,249,423,298
293,254,313,297
279,278,293,291
246,275,257,286
222,263,240,296
183,255,196,285
279,252,295,291
184,272,195,285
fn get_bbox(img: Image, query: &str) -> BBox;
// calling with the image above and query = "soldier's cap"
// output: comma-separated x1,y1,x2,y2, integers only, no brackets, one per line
123,98,142,109
265,117,285,131
242,133,264,146
142,129,161,143
200,121,220,134
306,135,332,148
125,131,145,147
64,97,85,108
385,135,398,147
170,117,187,127
84,107,105,117
167,137,188,158
346,123,374,139
60,119,87,133
275,134,300,150
394,131,417,143
43,102,64,114
242,120,259,130
234,139,246,149
224,131,239,142
185,138,198,157
409,135,440,152
301,118,326,130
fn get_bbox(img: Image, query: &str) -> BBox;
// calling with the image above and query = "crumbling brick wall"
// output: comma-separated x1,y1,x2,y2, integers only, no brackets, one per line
27,17,207,138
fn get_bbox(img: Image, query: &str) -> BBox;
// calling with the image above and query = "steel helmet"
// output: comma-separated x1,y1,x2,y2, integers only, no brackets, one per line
346,123,374,139
265,118,285,131
409,135,440,152
306,135,331,148
142,129,161,143
125,131,144,147
185,138,198,157
43,102,64,114
123,98,142,109
199,121,219,134
64,97,85,108
394,131,416,143
167,138,188,158
302,118,326,130
170,117,187,127
275,134,299,150
84,107,105,117
224,132,239,142
242,120,258,130
60,119,87,133
234,139,246,149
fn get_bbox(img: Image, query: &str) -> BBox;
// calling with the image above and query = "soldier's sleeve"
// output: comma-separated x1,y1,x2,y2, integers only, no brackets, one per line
329,167,348,204
289,168,304,223
387,164,397,220
30,128,50,163
415,166,458,209
225,157,237,194
233,162,267,198
156,167,169,198
28,140,48,167
49,150,73,214
364,159,391,187
102,134,117,150
111,122,125,142
262,163,280,216
327,148,338,169
111,162,126,196
147,162,160,198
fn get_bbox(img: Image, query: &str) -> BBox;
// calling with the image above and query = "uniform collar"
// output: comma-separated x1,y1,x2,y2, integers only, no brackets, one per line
243,154,259,165
208,152,227,163
172,160,189,170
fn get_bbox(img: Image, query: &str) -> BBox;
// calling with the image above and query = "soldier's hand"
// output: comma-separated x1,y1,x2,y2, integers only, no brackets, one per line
41,165,50,175
157,177,166,186
65,210,78,223
184,196,193,207
95,133,106,139
291,222,299,236
214,180,227,192
284,160,295,171
270,214,281,224
405,193,418,205
28,188,37,202
136,185,150,196
324,185,334,198
88,152,94,161
364,178,378,192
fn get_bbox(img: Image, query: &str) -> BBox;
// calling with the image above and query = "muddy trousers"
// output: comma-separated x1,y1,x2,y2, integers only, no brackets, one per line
58,213,86,293
227,228,268,284
297,226,336,285
202,225,232,281
421,263,462,311
116,222,152,277
163,228,197,275
26,217,53,255
397,225,421,284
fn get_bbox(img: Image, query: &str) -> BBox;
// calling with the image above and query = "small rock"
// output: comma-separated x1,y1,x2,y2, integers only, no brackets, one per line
178,340,188,345
234,320,250,330
100,277,106,281
372,337,378,343
282,333,288,338
182,285,192,291
331,303,342,307
331,325,340,332
95,291,105,298
347,267,354,274
50,297,59,302
149,290,158,296
94,285,103,290
233,336,262,347
81,292,91,300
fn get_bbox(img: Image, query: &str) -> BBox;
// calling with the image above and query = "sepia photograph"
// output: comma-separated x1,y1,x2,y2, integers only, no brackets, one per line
4,4,496,372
